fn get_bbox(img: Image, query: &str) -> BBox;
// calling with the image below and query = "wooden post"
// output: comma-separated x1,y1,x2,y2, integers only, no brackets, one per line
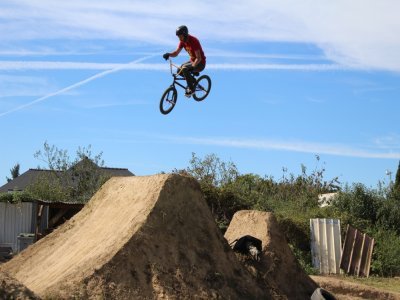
35,204,44,241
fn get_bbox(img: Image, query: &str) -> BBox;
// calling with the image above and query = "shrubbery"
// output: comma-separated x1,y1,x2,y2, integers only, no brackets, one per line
183,153,400,277
0,191,36,203
4,148,399,277
370,229,400,276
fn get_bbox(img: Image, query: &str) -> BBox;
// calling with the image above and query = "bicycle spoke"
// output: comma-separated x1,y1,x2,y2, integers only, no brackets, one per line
193,75,211,102
160,86,177,115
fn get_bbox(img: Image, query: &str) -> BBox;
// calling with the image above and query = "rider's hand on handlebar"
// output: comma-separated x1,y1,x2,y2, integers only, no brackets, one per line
163,53,170,60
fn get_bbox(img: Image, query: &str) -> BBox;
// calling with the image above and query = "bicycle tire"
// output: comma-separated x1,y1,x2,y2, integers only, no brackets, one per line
193,75,211,101
311,288,336,300
159,86,177,115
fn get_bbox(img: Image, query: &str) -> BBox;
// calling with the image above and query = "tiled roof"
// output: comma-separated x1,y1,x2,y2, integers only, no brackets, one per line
0,165,134,193
0,169,60,193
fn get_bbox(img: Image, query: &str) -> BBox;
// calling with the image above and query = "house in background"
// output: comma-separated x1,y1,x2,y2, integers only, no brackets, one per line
318,192,338,208
0,161,134,253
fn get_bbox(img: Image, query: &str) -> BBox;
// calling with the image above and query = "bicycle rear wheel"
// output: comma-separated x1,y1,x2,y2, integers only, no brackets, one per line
159,86,177,115
193,75,211,101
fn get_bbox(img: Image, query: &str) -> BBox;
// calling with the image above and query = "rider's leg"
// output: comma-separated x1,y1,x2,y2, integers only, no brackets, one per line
181,62,206,95
181,62,195,92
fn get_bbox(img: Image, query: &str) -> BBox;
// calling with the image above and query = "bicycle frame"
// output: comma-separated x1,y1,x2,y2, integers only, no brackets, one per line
168,58,194,90
159,58,211,114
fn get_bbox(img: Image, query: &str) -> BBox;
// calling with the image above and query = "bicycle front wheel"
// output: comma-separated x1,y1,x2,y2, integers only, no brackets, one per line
159,86,177,115
193,75,211,102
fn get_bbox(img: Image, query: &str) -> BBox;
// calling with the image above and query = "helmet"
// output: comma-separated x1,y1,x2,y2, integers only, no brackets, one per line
176,25,188,37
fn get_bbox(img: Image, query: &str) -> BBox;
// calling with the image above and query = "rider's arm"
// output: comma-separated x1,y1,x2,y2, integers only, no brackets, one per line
192,49,202,67
168,46,183,58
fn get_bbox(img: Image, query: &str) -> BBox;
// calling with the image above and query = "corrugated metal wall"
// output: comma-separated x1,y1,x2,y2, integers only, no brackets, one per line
340,225,374,277
0,202,34,251
310,218,342,274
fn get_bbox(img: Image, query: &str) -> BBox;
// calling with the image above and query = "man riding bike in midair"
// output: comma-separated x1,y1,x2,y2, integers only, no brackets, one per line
163,25,206,97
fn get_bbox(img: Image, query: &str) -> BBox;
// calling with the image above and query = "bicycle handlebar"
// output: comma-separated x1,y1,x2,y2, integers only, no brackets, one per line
168,58,184,76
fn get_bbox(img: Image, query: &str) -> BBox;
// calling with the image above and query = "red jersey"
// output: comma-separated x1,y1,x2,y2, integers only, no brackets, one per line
178,34,206,64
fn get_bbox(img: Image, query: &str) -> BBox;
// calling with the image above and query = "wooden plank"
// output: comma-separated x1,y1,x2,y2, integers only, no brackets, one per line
365,238,374,277
360,235,374,277
349,230,363,275
35,204,44,241
340,225,354,272
340,225,374,277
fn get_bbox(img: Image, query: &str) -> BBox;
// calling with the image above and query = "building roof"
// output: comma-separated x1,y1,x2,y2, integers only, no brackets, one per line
0,164,134,193
0,169,59,193
318,192,338,208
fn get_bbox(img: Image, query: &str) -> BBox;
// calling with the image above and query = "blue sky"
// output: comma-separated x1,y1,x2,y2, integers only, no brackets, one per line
1,0,399,188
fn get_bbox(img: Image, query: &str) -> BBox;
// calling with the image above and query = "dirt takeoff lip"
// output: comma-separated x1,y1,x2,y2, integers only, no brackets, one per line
0,174,267,299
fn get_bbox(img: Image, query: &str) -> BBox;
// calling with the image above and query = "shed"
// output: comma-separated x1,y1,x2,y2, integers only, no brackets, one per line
0,161,134,252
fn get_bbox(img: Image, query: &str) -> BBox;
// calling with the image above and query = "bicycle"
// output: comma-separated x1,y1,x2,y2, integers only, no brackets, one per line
159,58,212,115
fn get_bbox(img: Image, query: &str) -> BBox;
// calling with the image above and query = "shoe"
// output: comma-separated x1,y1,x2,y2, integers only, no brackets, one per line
185,88,194,98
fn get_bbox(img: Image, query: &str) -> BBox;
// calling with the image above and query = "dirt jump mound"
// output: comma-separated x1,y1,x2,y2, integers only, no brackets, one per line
225,210,318,299
0,272,40,299
1,174,271,299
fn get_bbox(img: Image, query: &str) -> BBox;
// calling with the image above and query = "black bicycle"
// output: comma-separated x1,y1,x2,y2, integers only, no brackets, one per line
159,58,212,115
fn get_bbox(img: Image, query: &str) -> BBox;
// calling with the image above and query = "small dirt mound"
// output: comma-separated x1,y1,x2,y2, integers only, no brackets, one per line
1,174,271,299
312,275,400,300
0,271,40,299
224,210,319,299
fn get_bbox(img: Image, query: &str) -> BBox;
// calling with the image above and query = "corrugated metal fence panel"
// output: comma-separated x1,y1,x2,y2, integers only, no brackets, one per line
340,225,374,277
310,218,342,274
0,202,33,251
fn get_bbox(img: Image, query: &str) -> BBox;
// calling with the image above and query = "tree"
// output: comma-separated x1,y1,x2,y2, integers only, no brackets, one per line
27,142,109,203
6,163,20,182
185,152,239,186
392,160,400,198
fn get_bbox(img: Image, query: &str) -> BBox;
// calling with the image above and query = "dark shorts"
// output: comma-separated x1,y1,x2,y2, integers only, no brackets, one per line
181,61,206,73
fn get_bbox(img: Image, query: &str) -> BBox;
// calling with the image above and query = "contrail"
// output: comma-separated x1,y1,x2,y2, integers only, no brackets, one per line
0,61,354,71
0,54,157,118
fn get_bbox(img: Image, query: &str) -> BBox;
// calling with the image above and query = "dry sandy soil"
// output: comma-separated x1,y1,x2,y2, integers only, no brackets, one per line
224,210,318,299
1,174,399,299
1,174,266,299
2,271,399,299
311,275,400,300
0,271,39,299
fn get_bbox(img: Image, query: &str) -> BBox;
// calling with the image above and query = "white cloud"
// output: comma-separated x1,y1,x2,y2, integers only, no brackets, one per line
76,130,400,159
0,61,355,71
1,0,399,71
80,100,149,109
207,49,326,61
373,134,400,150
306,97,325,104
0,54,156,117
0,75,55,97
163,135,400,159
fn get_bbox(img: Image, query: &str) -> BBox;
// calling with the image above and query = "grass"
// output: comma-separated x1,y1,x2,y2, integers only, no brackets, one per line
342,276,400,294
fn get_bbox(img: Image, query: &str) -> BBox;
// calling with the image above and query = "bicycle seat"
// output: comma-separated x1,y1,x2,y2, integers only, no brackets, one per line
192,72,200,76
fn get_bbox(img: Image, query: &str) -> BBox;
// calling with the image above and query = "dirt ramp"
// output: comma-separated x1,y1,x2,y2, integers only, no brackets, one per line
224,210,318,299
0,271,40,299
1,174,269,299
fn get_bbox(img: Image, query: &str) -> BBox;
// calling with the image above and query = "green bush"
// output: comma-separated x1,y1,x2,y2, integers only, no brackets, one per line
370,229,400,277
0,191,37,203
377,198,400,234
332,184,383,225
186,153,400,277
200,182,253,232
276,214,310,252
0,193,14,203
